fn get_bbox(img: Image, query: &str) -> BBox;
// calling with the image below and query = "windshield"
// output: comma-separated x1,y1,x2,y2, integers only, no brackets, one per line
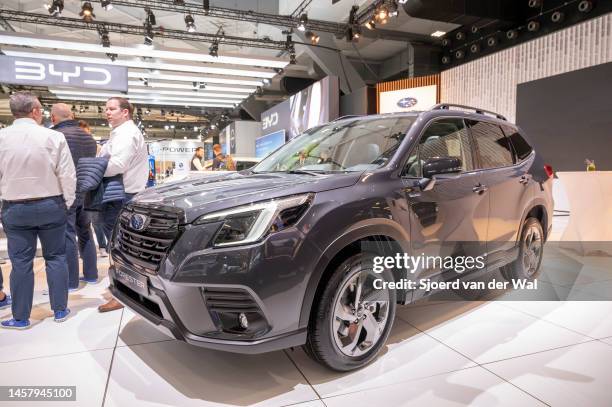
252,116,415,173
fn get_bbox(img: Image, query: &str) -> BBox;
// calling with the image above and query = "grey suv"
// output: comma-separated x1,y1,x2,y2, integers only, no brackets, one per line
109,104,554,371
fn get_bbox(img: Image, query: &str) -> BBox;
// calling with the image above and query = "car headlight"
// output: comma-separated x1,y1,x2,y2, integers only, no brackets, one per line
195,194,313,247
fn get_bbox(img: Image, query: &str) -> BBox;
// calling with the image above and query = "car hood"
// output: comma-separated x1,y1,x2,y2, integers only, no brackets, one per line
133,171,363,223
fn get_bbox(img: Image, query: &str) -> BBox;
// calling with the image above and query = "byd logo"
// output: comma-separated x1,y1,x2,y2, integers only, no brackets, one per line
13,60,112,85
262,112,279,130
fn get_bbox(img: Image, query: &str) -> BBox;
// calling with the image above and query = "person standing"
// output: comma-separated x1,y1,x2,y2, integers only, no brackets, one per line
211,143,225,170
0,92,75,329
51,105,98,288
190,146,205,171
97,97,148,312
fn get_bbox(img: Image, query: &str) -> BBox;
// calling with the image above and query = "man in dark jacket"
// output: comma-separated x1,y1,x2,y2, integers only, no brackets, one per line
51,104,98,289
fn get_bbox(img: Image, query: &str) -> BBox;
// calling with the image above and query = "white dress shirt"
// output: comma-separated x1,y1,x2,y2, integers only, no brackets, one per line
98,120,148,194
0,118,76,206
192,157,205,171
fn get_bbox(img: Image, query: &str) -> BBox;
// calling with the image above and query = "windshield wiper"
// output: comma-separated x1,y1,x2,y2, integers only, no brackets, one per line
286,169,326,176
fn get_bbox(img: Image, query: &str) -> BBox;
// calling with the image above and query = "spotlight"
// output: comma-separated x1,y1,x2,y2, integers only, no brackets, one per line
528,0,542,8
470,44,480,53
255,86,263,96
209,41,219,57
145,108,150,115
487,37,497,47
305,31,320,45
365,18,376,30
442,56,451,64
144,22,154,47
506,29,518,40
551,11,564,23
97,106,102,113
274,68,284,75
184,14,196,32
527,20,540,32
376,5,388,21
388,1,399,17
45,0,64,16
441,38,450,47
289,51,296,64
203,0,210,15
455,50,465,59
455,31,465,40
106,53,117,61
199,82,206,89
578,0,593,13
71,105,77,112
471,25,479,34
262,78,271,86
297,13,308,32
140,77,149,86
192,81,198,91
145,7,156,26
100,0,112,11
137,107,143,116
161,109,166,116
350,25,361,41
79,2,95,22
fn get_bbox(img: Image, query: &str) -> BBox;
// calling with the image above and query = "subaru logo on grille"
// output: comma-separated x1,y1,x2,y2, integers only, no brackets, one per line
397,97,418,108
130,213,148,231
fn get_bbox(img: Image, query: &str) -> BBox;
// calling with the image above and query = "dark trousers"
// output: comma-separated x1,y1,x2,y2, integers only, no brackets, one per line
66,199,98,287
91,211,107,250
0,265,3,292
1,196,68,320
102,194,136,244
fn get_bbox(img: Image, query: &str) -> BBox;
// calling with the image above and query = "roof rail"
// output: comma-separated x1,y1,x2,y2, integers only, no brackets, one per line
431,103,507,121
332,115,363,122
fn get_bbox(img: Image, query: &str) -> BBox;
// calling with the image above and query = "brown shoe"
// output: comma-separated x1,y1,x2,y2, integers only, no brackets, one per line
98,298,124,313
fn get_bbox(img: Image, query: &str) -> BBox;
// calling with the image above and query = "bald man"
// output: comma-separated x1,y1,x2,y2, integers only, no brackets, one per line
51,104,99,289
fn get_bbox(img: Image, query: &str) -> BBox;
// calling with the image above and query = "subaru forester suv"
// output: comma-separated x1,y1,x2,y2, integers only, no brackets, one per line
108,104,553,371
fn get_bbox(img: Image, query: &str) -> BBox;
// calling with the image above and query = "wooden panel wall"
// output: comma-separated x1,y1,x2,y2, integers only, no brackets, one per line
441,13,612,123
376,74,441,113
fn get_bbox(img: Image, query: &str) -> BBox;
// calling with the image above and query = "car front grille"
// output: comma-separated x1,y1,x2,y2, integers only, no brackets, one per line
115,205,182,272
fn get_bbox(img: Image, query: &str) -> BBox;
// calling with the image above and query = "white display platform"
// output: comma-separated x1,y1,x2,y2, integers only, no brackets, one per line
556,171,612,255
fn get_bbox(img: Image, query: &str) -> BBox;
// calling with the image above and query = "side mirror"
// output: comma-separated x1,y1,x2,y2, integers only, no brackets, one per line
422,157,462,179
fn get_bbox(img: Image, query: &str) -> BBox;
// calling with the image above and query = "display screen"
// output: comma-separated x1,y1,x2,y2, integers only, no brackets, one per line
255,130,286,158
260,76,339,140
516,61,612,171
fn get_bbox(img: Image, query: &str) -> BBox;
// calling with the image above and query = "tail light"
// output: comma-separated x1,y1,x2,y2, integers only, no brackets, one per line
544,164,554,178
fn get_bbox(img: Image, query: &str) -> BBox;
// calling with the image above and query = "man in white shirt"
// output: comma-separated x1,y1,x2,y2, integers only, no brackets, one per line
97,97,148,312
190,146,206,171
0,92,76,329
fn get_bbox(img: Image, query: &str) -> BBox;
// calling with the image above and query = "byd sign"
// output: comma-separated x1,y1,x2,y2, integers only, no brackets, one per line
262,112,279,130
0,55,128,92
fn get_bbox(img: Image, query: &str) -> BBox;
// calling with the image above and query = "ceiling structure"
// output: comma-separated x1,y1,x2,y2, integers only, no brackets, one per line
0,0,461,138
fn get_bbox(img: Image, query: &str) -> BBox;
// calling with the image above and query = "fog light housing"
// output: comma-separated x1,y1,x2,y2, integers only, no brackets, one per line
238,313,249,329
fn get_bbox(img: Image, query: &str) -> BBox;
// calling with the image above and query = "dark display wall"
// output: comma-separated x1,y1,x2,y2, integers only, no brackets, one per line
516,61,612,172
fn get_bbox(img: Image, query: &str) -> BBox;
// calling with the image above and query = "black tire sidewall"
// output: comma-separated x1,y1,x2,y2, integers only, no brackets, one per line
309,253,397,371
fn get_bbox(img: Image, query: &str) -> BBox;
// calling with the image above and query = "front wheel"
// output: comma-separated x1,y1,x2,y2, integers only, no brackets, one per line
501,217,544,281
303,254,396,371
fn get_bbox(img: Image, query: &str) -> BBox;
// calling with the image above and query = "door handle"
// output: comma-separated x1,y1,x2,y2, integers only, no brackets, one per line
472,183,488,194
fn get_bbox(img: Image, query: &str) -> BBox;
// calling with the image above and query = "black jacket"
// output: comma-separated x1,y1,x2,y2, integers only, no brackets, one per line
53,120,97,169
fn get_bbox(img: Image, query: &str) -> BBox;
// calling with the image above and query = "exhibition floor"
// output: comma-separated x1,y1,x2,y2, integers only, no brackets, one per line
1,215,612,406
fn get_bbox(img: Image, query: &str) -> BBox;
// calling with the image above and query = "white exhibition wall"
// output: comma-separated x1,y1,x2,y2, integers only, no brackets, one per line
441,13,612,122
379,85,437,113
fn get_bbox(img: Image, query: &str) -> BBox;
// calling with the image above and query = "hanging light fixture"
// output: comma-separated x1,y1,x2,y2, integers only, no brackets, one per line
184,14,196,33
79,2,95,22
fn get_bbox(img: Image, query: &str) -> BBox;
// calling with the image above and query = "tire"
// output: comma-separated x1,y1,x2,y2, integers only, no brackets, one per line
303,253,396,371
501,217,544,281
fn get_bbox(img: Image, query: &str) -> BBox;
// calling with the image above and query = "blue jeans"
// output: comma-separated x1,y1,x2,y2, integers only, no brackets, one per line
1,196,68,320
66,198,98,287
102,194,136,243
90,211,107,250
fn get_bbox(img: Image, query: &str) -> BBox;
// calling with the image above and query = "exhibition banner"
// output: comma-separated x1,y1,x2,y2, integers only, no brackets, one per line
379,84,437,113
260,76,339,140
148,140,202,175
0,55,128,92
256,130,286,158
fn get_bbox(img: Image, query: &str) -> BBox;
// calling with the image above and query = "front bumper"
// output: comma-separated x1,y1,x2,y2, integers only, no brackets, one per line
109,264,307,354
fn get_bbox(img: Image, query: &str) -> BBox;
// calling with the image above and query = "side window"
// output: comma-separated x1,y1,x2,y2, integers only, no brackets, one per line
502,125,533,162
469,121,514,169
404,118,474,176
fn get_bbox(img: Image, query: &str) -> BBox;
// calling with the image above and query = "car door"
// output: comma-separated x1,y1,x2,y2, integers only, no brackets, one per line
468,120,533,267
403,118,489,300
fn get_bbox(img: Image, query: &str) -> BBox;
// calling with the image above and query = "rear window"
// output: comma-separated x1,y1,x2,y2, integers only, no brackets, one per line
502,125,533,162
468,120,514,169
